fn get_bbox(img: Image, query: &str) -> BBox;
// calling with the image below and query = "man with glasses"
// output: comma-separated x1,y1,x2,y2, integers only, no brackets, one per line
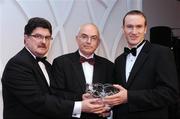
52,23,114,119
1,18,105,119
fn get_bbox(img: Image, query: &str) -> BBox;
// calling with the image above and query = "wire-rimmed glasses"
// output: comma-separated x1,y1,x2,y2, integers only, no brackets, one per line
29,33,53,41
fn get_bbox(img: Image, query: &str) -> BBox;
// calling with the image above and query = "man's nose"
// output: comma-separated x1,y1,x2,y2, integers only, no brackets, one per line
86,37,92,43
41,38,47,43
132,28,138,34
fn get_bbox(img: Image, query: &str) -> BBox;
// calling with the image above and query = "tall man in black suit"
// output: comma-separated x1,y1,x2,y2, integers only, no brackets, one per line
1,18,105,119
52,23,114,119
103,10,179,119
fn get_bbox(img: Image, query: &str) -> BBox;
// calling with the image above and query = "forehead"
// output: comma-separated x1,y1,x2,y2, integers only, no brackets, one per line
79,25,99,36
32,27,51,35
124,14,145,25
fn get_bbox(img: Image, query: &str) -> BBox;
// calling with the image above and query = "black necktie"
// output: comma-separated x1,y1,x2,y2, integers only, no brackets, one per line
80,56,95,65
124,40,146,56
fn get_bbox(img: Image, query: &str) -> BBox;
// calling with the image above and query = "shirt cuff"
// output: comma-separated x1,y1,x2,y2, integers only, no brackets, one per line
72,101,82,118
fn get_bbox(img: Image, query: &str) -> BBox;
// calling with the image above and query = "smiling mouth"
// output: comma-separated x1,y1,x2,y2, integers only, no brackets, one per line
84,45,92,48
130,36,138,40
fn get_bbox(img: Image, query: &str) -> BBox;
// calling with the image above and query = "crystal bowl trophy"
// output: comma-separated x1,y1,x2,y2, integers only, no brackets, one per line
86,83,119,98
85,83,119,117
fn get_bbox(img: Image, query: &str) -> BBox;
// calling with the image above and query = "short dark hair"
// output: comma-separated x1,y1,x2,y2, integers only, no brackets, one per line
123,10,147,26
24,17,52,35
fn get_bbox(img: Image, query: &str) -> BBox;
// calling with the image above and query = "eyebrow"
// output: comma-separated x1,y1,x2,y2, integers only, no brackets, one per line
80,33,98,37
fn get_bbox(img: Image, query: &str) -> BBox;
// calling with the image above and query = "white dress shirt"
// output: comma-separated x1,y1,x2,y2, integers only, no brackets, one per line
125,42,145,82
72,51,95,118
38,62,50,85
79,51,94,85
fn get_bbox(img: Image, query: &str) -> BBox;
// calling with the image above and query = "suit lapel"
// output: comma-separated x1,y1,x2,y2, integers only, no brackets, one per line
119,54,127,87
126,41,152,88
23,48,50,88
43,60,53,84
72,51,86,92
32,59,50,88
92,55,103,84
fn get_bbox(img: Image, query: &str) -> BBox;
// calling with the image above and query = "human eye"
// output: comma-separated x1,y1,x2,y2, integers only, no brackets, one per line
33,34,44,39
45,36,52,40
81,34,88,39
136,25,143,29
126,25,133,29
91,36,98,41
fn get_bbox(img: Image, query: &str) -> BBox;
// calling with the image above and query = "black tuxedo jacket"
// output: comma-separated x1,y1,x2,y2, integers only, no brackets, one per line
113,41,179,119
52,51,114,119
1,48,74,119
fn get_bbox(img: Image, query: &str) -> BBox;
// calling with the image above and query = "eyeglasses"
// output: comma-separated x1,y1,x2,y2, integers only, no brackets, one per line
29,34,53,41
78,34,98,42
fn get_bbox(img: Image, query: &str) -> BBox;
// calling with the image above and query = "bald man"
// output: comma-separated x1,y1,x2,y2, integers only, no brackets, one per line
52,23,114,119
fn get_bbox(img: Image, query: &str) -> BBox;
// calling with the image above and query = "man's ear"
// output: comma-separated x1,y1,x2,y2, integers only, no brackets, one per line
98,38,101,45
144,26,147,34
24,35,28,44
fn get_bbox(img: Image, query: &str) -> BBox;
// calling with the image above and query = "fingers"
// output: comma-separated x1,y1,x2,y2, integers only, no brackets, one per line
99,111,111,117
91,107,106,114
82,93,92,100
82,98,112,114
103,85,128,106
90,99,112,113
82,98,106,113
113,84,124,90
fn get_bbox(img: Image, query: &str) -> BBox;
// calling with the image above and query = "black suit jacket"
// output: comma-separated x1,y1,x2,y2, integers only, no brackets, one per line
52,51,114,119
113,41,179,119
1,48,74,119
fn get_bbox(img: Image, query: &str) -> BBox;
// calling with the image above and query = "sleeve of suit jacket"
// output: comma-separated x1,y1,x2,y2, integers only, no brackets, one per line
51,56,83,100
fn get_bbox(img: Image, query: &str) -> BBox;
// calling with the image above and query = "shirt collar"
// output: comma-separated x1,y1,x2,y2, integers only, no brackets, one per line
25,47,47,59
78,50,94,59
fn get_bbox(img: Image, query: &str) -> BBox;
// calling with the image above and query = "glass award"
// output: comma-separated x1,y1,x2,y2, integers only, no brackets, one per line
85,83,119,117
86,83,119,98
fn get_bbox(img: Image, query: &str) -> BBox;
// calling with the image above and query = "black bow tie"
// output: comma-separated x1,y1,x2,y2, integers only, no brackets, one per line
124,47,137,56
36,57,47,63
124,40,146,56
80,56,95,65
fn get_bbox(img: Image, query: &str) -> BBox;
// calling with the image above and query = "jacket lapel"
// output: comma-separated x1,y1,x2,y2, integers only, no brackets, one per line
119,54,127,87
92,55,103,84
126,41,152,88
72,51,86,92
22,48,50,88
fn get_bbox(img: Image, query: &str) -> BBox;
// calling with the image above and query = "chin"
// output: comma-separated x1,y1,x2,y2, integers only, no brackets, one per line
129,39,139,44
37,51,47,56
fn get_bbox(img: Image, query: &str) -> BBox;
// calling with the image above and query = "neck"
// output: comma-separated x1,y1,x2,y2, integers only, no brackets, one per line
129,40,145,49
78,50,94,58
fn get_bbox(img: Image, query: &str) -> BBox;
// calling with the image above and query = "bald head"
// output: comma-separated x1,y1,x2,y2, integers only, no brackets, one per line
77,23,100,38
